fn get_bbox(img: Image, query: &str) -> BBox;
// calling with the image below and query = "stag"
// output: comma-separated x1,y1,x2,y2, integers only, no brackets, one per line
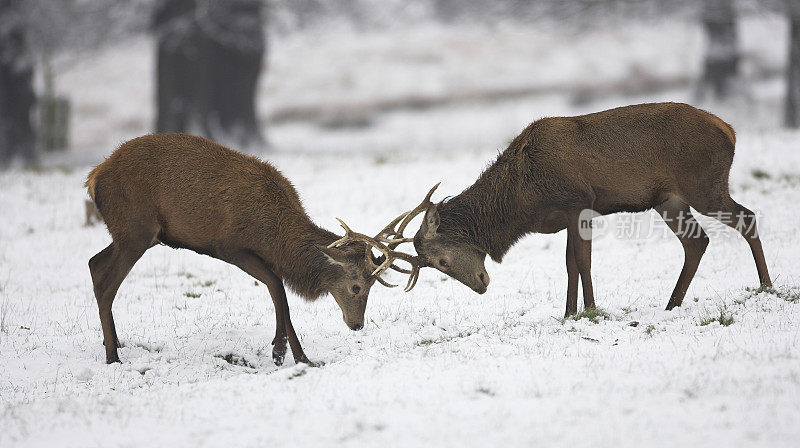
86,134,415,364
383,103,772,316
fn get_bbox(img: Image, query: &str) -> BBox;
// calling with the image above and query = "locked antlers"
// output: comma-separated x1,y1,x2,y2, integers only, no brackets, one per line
329,183,440,292
328,218,421,291
376,182,440,250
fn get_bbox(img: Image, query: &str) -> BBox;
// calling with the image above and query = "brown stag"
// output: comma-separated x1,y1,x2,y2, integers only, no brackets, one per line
86,134,415,365
381,103,772,316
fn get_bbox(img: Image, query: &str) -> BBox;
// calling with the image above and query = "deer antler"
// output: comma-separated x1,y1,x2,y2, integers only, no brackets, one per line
328,218,422,292
376,182,440,250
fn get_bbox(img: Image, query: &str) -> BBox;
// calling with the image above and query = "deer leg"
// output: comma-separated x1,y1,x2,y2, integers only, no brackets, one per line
271,296,288,366
90,244,118,351
655,198,709,310
266,279,310,365
109,315,121,348
89,241,148,363
567,210,595,310
229,252,311,366
89,244,120,348
565,236,579,317
703,197,772,288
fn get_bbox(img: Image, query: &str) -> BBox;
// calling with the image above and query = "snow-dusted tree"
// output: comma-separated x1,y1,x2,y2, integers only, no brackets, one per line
154,0,265,148
785,0,800,127
696,0,740,101
0,0,36,167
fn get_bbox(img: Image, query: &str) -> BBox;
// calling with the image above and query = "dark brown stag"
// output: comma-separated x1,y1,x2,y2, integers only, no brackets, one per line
86,134,415,364
385,103,772,316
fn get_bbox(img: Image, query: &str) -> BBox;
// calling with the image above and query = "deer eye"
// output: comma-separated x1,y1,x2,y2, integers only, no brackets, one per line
352,285,361,294
438,259,449,268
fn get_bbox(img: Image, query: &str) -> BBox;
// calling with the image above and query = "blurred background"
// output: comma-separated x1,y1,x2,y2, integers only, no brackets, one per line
0,0,799,168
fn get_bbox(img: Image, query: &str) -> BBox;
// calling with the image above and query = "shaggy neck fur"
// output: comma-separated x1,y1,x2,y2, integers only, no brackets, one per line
437,151,531,262
267,216,342,301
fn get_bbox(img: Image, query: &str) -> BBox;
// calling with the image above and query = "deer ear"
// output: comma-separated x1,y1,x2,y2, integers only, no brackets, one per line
319,246,347,266
422,204,440,238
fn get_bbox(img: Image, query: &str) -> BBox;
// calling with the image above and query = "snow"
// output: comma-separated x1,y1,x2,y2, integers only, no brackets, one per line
3,14,800,448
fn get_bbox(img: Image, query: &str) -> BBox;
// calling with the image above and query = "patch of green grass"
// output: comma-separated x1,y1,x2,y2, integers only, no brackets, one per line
744,285,800,303
745,285,771,295
570,307,611,324
644,324,657,336
750,168,771,180
202,280,216,287
184,292,201,299
783,290,800,303
556,307,611,325
779,172,800,185
699,308,735,327
475,386,495,397
373,154,390,165
416,330,475,346
319,113,373,130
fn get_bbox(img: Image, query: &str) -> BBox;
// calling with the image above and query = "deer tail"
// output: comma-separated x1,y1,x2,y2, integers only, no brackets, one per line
85,164,102,203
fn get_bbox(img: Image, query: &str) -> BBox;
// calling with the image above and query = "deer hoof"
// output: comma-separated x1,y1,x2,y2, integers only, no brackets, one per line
272,337,287,366
665,301,681,311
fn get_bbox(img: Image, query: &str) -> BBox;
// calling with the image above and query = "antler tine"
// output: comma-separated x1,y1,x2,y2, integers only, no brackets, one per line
361,245,394,287
371,249,420,280
374,273,397,288
328,218,356,248
375,211,411,240
376,182,441,249
396,182,440,235
389,264,412,274
404,265,420,292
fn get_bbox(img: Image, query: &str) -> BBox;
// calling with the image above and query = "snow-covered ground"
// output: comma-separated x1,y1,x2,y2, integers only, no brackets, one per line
3,15,800,448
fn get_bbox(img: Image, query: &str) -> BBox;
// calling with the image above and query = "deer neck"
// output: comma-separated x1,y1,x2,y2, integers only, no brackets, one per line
440,157,529,262
272,221,341,301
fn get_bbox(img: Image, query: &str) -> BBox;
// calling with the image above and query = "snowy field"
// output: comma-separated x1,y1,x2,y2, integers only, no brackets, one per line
3,15,800,448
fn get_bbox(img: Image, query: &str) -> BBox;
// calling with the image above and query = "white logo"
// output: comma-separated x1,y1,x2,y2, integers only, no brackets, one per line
577,209,609,240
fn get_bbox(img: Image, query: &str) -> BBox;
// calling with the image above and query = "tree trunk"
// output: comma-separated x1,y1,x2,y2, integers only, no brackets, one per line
696,0,739,101
785,1,800,127
202,0,265,146
154,0,265,147
154,0,206,136
0,0,37,167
